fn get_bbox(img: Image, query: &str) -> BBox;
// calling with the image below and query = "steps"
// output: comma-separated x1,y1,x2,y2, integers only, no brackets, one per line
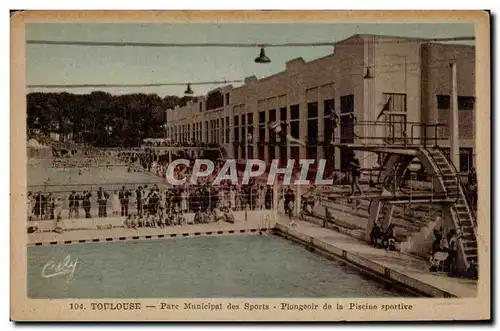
425,148,478,268
303,153,440,244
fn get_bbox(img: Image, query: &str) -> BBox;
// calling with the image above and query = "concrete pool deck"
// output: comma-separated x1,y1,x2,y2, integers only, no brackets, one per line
274,216,477,298
27,212,274,246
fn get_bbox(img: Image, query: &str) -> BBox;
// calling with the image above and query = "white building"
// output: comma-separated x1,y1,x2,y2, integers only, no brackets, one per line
166,34,475,172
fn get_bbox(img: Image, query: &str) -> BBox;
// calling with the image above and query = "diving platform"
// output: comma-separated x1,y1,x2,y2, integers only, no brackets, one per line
142,146,221,151
330,143,419,155
321,192,455,203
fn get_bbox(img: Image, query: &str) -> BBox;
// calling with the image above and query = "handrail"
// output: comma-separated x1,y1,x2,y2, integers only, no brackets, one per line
437,147,477,225
409,123,447,148
423,148,447,193
375,154,410,194
348,122,448,145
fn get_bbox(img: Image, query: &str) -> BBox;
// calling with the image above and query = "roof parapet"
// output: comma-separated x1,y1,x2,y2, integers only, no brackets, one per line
286,57,305,72
244,75,258,84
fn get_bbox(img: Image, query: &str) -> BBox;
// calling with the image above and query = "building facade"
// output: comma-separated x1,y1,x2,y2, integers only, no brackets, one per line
165,34,476,172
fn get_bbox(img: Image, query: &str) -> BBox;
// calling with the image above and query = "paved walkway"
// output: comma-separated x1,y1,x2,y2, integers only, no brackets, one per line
275,215,477,297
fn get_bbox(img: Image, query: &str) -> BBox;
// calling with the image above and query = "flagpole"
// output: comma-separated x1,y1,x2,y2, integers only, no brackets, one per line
450,62,460,170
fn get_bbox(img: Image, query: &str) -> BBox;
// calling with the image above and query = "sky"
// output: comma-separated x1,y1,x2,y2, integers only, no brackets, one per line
25,23,475,97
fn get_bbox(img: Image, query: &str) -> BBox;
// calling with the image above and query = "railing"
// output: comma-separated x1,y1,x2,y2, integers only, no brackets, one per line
27,189,277,222
437,147,477,225
28,168,451,196
142,142,223,149
338,121,448,147
424,148,460,201
409,123,448,148
27,182,168,194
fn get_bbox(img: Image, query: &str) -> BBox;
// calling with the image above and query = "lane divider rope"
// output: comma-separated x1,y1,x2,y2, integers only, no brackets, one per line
29,228,272,246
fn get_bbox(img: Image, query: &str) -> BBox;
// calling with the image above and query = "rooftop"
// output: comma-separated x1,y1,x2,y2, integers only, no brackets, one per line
170,33,475,111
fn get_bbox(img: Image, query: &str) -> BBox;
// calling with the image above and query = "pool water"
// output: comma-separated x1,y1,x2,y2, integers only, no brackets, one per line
27,235,408,298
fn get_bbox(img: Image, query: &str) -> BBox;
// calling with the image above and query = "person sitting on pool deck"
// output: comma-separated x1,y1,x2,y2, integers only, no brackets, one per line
194,207,203,224
369,220,383,247
157,214,166,228
383,224,396,251
166,210,175,226
223,206,235,224
213,205,225,223
123,215,132,228
144,214,153,227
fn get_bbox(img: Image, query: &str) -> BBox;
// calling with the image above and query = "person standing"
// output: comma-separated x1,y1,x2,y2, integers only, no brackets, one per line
283,188,289,215
258,185,265,210
54,196,63,220
284,187,295,218
68,191,80,219
432,225,443,254
33,191,44,220
158,190,166,217
287,200,295,225
324,206,333,228
447,229,461,276
265,185,273,210
148,189,160,215
27,192,33,222
229,186,236,211
181,188,188,213
235,186,241,211
97,187,109,218
112,190,121,216
82,190,92,218
47,193,55,220
119,186,131,217
136,186,143,217
349,155,363,197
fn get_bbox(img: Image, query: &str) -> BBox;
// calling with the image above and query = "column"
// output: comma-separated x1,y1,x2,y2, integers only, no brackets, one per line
450,62,460,170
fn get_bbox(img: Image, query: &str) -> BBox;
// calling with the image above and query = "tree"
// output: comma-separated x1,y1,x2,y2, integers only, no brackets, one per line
26,91,196,147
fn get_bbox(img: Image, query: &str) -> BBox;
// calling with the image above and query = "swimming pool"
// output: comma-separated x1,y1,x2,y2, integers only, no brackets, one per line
27,235,408,298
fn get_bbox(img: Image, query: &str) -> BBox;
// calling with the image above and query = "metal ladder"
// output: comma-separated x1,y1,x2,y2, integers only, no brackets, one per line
425,148,478,269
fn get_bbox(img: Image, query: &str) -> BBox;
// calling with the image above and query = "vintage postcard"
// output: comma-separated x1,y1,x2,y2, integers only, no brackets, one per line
10,10,491,322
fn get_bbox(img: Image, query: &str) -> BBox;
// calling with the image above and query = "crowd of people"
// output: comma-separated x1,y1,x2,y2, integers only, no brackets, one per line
122,203,236,229
50,158,122,170
27,182,276,222
142,139,221,148
428,226,474,277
